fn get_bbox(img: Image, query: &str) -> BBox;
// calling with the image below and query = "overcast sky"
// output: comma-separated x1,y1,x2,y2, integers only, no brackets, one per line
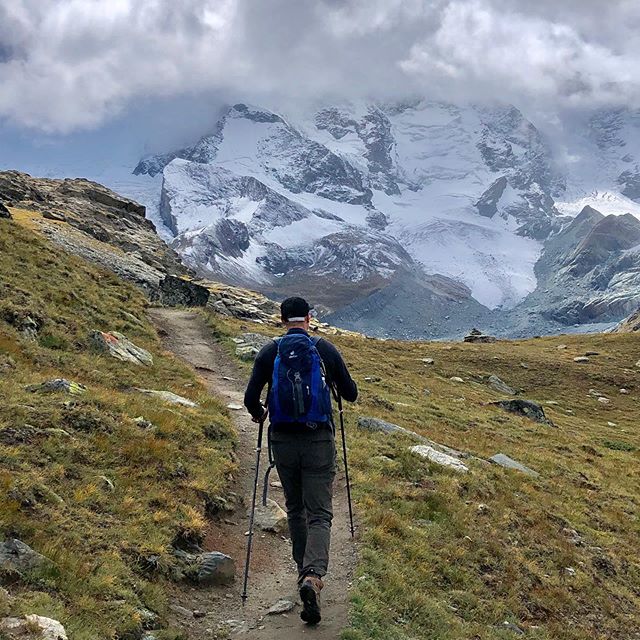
1,0,639,150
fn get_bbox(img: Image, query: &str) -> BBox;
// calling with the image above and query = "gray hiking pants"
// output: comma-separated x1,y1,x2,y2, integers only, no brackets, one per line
270,428,336,580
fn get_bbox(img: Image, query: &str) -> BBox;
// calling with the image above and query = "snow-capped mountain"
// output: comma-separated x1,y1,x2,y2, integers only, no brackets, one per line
122,100,640,339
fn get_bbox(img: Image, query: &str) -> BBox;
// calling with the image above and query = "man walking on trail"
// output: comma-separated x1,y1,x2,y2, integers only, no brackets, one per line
244,296,358,625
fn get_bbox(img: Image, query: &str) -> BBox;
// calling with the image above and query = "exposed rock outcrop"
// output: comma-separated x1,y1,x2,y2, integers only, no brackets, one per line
611,307,640,332
0,170,187,296
0,201,11,219
159,275,210,307
464,328,498,343
489,399,552,425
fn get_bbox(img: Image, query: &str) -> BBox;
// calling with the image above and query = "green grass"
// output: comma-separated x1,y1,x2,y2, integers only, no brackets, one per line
0,217,235,639
205,312,640,640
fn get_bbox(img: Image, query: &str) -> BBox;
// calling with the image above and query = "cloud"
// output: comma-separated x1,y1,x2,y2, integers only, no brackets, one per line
1,0,639,133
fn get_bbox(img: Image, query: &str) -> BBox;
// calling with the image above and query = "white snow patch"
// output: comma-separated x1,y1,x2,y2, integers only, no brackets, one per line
556,191,640,220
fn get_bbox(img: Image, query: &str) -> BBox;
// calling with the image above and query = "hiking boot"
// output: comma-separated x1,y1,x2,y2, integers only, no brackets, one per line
299,574,323,625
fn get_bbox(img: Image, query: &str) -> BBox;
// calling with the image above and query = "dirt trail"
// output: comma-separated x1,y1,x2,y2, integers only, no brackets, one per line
149,308,357,639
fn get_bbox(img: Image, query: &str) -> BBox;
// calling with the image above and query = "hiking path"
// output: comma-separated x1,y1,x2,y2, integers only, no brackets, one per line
149,308,357,640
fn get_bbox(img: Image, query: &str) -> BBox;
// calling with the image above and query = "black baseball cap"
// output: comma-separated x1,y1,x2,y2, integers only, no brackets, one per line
281,296,315,322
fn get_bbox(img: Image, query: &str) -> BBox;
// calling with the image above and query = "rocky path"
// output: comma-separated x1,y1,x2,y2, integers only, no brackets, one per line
149,309,357,640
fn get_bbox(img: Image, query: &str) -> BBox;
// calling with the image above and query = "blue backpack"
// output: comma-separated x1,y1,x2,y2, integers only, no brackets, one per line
268,334,332,423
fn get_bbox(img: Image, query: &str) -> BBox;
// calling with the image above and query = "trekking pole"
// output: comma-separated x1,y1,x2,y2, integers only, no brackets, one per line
336,393,356,538
241,414,266,606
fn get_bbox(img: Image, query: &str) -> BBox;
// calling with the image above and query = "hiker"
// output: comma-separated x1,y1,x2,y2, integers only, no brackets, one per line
244,296,358,625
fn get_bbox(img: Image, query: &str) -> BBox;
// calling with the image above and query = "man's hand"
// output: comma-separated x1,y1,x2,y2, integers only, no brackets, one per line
252,406,269,423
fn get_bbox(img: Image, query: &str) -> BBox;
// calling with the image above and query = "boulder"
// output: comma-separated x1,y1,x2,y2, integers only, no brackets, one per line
489,399,552,425
573,356,590,363
0,615,67,640
135,388,199,408
463,328,497,343
26,378,87,395
0,201,11,219
89,330,153,366
489,453,539,477
172,549,235,586
409,445,469,473
487,374,518,395
159,275,210,307
196,551,235,586
0,539,52,577
252,498,288,534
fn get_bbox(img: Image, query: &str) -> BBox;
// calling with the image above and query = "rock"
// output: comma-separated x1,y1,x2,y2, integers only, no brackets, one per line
137,608,159,630
0,539,52,577
135,388,199,407
592,555,616,576
619,388,630,395
463,328,497,343
89,330,153,366
252,498,288,534
26,379,87,395
487,374,517,395
42,210,67,222
584,351,599,356
489,453,539,477
227,403,243,411
220,620,249,634
422,358,435,365
267,599,296,615
358,416,419,439
357,416,465,458
364,376,381,382
0,615,68,640
556,344,567,350
97,475,115,491
489,399,552,425
234,333,273,361
13,315,41,341
495,621,524,635
0,201,11,219
450,376,465,383
612,307,640,332
169,603,194,617
196,552,235,586
159,275,210,307
597,396,610,404
573,356,590,363
636,360,640,368
409,445,469,473
134,416,156,430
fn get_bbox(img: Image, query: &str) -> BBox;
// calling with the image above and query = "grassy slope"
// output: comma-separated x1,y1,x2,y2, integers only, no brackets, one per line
206,314,640,639
0,215,235,639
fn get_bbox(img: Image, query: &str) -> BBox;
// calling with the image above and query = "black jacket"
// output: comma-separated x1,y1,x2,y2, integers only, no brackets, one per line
243,328,358,429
